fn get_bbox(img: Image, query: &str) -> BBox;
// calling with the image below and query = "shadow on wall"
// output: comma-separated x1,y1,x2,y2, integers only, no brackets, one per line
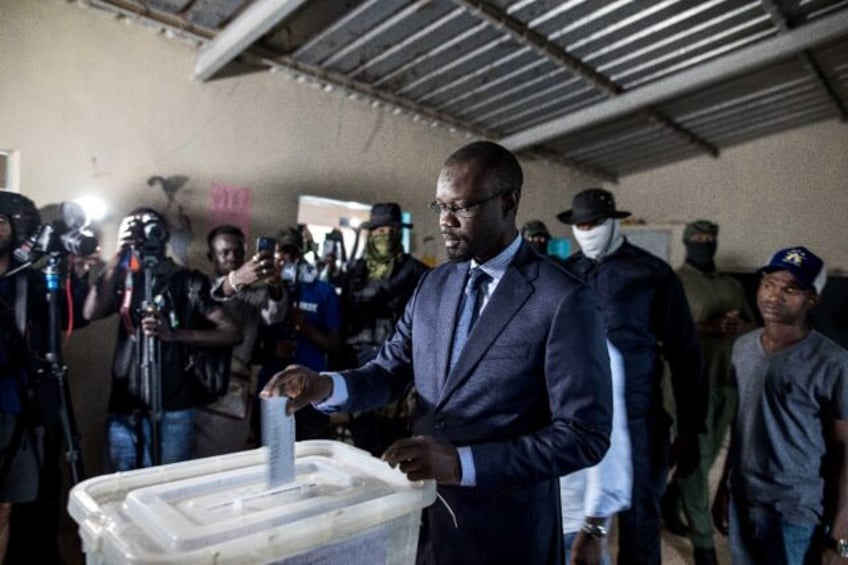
147,175,194,266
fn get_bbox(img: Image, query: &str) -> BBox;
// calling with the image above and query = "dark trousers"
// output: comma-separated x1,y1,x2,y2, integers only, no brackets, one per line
7,424,62,565
617,412,671,565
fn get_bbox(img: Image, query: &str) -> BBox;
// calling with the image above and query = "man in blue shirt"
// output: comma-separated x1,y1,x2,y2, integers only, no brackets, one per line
255,226,342,441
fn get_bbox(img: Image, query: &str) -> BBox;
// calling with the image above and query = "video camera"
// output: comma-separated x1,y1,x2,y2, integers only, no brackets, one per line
13,201,98,264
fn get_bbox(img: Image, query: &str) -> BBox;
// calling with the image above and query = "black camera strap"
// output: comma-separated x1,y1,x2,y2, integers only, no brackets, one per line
119,250,141,334
14,271,27,336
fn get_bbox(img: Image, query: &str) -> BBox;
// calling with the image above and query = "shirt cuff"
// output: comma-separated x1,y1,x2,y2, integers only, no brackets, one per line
210,277,235,302
313,372,348,413
457,446,476,487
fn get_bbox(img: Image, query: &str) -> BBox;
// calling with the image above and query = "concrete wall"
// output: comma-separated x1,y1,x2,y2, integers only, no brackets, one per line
613,120,848,274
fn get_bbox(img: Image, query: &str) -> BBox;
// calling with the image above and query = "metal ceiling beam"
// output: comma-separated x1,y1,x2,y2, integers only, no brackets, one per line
240,46,620,182
453,0,622,94
797,51,848,120
291,0,382,62
83,0,620,182
83,0,496,137
521,148,618,185
760,0,848,121
453,0,719,158
238,46,500,138
321,2,431,69
194,0,311,81
500,6,848,151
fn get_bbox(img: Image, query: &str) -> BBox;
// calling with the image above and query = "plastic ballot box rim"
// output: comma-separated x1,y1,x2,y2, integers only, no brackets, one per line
68,440,436,564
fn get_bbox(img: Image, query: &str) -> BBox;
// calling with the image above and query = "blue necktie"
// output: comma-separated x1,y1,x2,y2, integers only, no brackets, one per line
449,268,491,372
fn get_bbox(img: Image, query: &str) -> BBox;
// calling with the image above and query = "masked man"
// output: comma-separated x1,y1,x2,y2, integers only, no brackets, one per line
341,203,428,456
559,188,705,565
520,220,552,257
662,220,755,565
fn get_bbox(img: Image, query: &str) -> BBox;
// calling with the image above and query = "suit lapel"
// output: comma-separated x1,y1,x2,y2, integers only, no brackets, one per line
437,245,538,408
434,262,469,393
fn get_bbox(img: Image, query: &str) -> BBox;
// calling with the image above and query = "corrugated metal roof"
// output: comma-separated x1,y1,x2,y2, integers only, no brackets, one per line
82,0,848,181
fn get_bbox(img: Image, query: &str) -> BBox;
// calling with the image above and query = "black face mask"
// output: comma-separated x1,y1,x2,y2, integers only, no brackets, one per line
685,241,717,272
529,240,548,255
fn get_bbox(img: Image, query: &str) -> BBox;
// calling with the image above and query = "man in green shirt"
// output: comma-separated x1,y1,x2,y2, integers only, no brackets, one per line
663,219,755,565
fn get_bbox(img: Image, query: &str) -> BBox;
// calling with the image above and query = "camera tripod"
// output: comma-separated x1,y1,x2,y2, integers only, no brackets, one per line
43,253,84,485
137,247,164,466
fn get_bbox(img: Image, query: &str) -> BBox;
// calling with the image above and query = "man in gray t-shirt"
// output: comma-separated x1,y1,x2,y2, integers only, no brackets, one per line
712,246,848,564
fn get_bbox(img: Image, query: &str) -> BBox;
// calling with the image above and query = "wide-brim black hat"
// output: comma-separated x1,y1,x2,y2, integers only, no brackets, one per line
361,202,413,230
557,188,631,225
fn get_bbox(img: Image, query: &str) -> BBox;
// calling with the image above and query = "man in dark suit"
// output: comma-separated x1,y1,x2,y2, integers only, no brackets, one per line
262,141,613,564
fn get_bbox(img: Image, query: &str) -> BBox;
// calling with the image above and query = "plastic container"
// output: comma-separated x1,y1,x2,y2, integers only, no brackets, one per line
68,440,436,564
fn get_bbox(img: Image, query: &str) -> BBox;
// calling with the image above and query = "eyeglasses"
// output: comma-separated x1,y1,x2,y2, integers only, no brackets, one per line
428,191,505,219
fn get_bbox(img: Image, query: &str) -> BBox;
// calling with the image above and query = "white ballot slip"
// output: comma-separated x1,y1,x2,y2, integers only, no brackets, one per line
261,396,296,488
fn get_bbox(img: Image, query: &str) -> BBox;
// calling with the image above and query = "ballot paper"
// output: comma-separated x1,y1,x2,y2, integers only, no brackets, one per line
262,396,296,488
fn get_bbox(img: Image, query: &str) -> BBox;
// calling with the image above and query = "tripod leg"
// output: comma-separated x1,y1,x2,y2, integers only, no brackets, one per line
54,366,84,484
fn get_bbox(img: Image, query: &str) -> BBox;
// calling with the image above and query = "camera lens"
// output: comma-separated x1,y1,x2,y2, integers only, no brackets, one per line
61,230,99,256
143,221,166,244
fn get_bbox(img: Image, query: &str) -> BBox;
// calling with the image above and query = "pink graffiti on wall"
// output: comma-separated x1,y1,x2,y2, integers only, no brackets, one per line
209,183,252,239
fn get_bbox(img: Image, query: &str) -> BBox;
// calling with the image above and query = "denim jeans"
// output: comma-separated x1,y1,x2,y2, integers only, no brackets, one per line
564,531,612,565
106,409,196,471
729,499,819,565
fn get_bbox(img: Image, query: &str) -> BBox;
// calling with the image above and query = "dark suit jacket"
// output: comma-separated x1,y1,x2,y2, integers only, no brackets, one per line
340,242,612,564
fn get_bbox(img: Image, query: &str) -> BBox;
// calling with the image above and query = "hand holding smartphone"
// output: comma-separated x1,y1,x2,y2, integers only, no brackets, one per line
257,237,276,254
254,237,279,283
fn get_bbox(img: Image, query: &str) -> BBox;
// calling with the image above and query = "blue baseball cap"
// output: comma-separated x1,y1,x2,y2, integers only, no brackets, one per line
758,246,827,294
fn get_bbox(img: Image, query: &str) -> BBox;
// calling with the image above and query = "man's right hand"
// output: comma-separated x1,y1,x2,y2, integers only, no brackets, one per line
570,530,604,565
117,215,139,249
229,249,277,291
260,364,333,415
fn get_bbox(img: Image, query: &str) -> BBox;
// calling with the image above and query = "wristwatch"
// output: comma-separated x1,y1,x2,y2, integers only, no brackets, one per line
831,537,848,558
581,521,609,539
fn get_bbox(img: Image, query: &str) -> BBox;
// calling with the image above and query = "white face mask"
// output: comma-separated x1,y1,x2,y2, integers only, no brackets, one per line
572,218,622,260
298,262,317,284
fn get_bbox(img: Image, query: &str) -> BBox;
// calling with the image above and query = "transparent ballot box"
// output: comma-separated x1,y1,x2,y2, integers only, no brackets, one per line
68,441,436,564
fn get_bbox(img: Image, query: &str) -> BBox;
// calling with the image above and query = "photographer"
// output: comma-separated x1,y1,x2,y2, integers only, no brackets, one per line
0,193,90,563
254,226,341,441
192,225,287,457
84,207,241,471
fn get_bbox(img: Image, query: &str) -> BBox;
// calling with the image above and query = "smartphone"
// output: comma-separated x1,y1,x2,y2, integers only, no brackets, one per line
256,236,276,253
